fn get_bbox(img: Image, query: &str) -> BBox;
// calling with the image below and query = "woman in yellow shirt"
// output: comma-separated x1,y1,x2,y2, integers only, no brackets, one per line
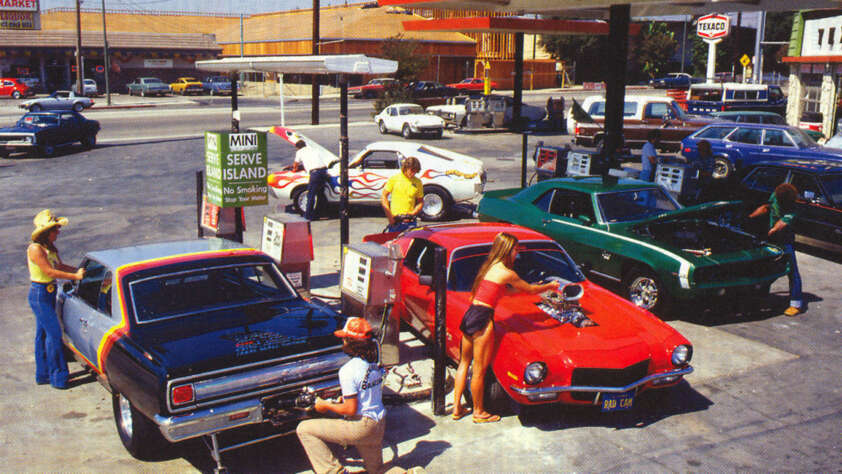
27,210,84,389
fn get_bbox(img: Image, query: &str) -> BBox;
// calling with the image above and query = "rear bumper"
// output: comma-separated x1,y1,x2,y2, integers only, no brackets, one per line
154,378,339,442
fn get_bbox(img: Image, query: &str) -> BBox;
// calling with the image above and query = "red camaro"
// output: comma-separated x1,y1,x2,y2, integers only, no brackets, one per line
365,223,693,411
446,77,498,91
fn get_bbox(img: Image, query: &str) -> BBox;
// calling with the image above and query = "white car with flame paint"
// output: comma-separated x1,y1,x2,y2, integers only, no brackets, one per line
374,103,446,139
267,126,486,220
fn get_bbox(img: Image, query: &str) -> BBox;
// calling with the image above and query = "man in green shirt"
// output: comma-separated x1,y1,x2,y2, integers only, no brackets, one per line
749,183,802,316
381,156,423,233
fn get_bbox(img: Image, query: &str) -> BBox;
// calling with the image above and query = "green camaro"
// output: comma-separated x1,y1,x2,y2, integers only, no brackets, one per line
478,177,789,315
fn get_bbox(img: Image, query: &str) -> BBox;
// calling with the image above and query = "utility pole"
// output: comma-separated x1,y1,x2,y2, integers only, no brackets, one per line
101,0,111,105
753,11,766,84
75,0,83,95
311,0,320,125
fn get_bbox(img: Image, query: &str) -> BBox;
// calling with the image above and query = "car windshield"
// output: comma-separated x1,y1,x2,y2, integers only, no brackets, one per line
448,241,584,292
597,188,680,222
821,173,842,205
694,125,737,140
129,262,296,323
787,128,817,147
587,101,636,117
21,114,57,126
183,78,197,82
400,106,424,115
145,78,164,84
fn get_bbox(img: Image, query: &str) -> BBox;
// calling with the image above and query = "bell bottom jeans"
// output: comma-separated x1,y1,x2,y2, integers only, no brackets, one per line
28,282,68,388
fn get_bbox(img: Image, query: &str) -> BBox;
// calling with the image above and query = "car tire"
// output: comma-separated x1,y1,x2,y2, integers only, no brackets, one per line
12,90,22,99
210,89,215,96
464,370,511,415
291,186,325,217
712,156,734,180
112,392,167,460
39,143,55,158
81,134,96,149
30,104,41,112
433,129,443,139
623,266,669,316
141,90,146,97
401,124,413,139
73,102,84,112
0,149,9,159
420,185,452,221
128,89,133,96
378,121,387,134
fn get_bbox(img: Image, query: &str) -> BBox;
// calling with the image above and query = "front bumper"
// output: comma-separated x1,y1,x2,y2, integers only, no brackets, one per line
0,136,36,152
409,124,443,133
509,366,693,402
154,378,339,442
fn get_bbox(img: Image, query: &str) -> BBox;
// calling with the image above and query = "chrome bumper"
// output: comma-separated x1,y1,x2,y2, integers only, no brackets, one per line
509,366,693,397
154,378,340,443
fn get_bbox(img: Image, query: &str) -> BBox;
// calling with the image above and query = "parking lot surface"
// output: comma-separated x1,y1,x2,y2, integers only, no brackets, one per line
0,102,840,472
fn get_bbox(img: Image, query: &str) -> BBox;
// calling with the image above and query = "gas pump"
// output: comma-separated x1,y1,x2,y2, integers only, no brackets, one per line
339,242,402,367
261,213,314,297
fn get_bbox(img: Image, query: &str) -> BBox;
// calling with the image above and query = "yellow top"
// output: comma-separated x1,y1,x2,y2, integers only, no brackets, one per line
28,244,58,283
384,172,423,216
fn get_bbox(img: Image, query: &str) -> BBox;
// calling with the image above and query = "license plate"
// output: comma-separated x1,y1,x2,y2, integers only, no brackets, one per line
601,390,634,412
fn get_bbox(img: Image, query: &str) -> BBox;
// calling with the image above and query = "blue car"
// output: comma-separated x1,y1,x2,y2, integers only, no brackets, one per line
680,122,841,180
202,75,233,96
649,73,699,89
0,110,100,158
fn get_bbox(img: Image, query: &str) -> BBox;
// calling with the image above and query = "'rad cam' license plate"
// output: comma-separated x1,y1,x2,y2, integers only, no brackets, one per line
601,390,634,412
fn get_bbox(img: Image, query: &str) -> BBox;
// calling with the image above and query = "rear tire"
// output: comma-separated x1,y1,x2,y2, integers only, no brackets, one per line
73,102,84,112
420,185,452,221
291,186,325,217
30,104,42,112
402,124,413,139
12,90,21,99
378,121,387,134
141,90,146,97
81,134,96,149
112,392,166,460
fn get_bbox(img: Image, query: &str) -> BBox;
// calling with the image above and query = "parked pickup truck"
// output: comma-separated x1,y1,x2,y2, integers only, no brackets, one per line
126,77,170,97
57,239,348,469
202,75,233,95
572,95,718,152
685,82,786,115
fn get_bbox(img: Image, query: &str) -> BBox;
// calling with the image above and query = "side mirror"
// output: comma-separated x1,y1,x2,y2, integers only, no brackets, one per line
576,215,594,226
418,275,433,287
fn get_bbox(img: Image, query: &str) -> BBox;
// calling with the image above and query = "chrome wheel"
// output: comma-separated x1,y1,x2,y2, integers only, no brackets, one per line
712,157,732,180
118,394,133,439
423,193,444,218
628,276,659,310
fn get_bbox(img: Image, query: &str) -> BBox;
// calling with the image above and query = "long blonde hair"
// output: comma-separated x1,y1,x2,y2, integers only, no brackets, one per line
470,232,518,298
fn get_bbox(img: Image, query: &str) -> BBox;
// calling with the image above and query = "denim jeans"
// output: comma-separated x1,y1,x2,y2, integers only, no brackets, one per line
306,168,329,220
386,218,417,234
783,244,803,308
28,282,68,388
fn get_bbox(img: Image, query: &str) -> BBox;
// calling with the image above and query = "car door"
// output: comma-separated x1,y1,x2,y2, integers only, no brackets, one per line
384,107,400,131
724,126,764,170
59,112,81,143
60,260,114,369
789,172,842,243
530,187,605,271
399,238,439,339
759,128,800,162
348,149,401,201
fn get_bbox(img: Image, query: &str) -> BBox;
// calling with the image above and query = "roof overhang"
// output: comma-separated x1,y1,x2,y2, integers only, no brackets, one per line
379,0,842,18
401,16,641,35
195,54,398,75
782,56,842,64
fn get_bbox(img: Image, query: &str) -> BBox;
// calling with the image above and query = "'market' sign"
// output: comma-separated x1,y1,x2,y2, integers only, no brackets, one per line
205,131,268,207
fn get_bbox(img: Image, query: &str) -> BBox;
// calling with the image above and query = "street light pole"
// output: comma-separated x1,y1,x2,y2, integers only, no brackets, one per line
75,0,83,95
101,0,111,105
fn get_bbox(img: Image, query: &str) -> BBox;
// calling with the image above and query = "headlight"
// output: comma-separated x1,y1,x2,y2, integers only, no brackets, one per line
671,344,692,366
523,361,547,385
25,136,33,144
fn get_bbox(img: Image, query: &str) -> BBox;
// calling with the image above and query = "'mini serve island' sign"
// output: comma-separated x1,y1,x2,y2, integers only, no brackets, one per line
205,131,268,207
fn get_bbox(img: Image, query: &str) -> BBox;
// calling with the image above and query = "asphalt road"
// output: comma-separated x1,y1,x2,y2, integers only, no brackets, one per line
0,94,839,472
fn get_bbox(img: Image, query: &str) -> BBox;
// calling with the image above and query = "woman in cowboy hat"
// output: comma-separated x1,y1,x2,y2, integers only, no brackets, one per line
27,209,84,389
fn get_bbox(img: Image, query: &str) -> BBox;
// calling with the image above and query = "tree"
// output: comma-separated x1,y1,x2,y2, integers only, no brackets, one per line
374,34,431,113
634,22,678,80
538,34,606,82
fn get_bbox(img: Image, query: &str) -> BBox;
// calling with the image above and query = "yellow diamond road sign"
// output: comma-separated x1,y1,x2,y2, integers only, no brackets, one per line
740,54,751,67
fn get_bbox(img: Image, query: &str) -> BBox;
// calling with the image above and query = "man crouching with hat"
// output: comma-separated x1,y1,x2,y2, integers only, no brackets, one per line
27,210,84,389
297,317,387,474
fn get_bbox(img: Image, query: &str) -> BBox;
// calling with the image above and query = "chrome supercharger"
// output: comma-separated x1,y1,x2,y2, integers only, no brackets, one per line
339,242,402,367
261,213,314,298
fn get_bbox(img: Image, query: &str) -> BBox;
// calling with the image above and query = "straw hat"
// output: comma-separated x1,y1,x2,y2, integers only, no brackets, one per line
31,209,68,241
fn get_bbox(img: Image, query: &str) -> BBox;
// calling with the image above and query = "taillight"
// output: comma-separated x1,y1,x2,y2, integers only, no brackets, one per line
684,147,691,153
574,125,580,135
171,384,195,405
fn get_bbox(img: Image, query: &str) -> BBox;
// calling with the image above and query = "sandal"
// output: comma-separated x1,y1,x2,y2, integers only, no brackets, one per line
472,413,501,424
451,408,472,420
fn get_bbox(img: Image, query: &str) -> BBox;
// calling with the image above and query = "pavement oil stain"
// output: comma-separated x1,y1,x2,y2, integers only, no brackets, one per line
61,411,87,419
686,459,702,467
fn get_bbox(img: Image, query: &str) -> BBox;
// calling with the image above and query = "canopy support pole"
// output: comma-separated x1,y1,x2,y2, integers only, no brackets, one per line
603,4,629,172
339,75,349,252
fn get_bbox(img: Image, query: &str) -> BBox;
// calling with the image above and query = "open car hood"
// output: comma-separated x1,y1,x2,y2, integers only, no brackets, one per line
636,200,743,226
270,126,339,164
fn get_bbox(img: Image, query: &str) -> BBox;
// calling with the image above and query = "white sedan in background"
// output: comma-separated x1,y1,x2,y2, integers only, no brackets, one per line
374,103,445,139
267,126,485,220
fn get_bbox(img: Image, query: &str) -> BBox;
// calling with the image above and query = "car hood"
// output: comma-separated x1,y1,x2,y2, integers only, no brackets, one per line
0,123,41,133
495,282,674,364
135,299,345,376
633,200,742,226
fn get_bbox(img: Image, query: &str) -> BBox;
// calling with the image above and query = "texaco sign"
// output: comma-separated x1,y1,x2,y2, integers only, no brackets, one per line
697,13,730,40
